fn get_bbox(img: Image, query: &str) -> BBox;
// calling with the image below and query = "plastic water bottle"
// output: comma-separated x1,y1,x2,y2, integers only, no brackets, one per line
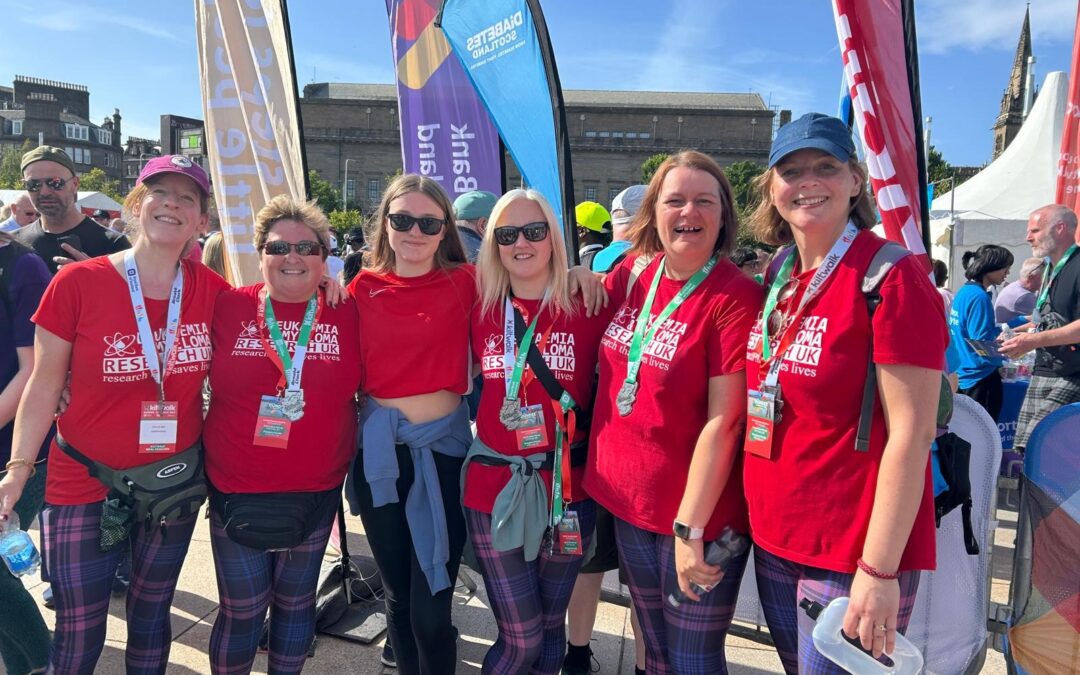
800,596,923,675
0,513,41,578
998,323,1019,382
666,527,749,607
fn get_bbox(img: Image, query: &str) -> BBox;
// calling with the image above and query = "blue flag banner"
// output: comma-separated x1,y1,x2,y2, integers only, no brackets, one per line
439,0,574,247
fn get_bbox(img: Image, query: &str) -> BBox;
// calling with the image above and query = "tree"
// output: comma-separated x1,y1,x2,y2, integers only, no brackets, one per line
725,160,765,218
0,140,32,189
640,153,668,184
308,169,341,214
78,167,123,202
328,209,364,239
927,145,953,193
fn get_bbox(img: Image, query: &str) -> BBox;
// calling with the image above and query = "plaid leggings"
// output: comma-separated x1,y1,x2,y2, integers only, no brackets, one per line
208,497,336,675
753,546,921,675
465,500,597,675
41,502,197,675
613,517,749,675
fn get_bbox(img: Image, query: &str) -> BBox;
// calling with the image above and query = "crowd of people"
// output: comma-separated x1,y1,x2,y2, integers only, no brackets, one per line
0,111,1078,675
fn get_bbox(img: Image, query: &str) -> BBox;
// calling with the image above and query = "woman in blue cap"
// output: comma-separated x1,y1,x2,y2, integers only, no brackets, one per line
743,113,946,672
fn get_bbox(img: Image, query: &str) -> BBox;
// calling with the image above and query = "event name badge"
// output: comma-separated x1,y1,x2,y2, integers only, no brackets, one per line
514,404,549,451
555,510,582,556
139,401,179,454
744,387,781,459
253,395,292,449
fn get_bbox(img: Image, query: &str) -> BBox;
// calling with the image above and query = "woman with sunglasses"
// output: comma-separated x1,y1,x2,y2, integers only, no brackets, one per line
461,189,608,674
201,195,361,674
584,151,762,674
0,156,227,674
743,114,946,673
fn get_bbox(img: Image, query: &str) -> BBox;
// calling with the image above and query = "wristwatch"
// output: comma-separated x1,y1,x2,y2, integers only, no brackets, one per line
673,520,704,541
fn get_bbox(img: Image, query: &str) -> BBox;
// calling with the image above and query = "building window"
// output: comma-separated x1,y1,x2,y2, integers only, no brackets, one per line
626,132,638,139
367,179,380,203
67,147,91,165
584,186,597,202
11,120,22,135
346,179,356,203
640,133,651,139
584,131,597,138
127,163,137,177
64,123,89,141
608,187,621,204
598,131,610,138
612,132,624,138
97,128,112,145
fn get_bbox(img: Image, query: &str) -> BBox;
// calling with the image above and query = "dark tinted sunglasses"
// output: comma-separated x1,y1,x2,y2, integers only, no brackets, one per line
262,240,326,257
494,222,549,246
23,177,69,192
387,213,445,235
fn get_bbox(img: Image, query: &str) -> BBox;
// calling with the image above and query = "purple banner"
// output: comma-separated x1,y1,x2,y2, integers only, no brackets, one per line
386,0,503,198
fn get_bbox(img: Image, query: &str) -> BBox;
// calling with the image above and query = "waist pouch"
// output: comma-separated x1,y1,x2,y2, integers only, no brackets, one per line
210,488,332,552
56,434,207,543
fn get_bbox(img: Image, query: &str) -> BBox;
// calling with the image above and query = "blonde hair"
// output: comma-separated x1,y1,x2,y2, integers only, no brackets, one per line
626,151,738,258
748,157,876,246
365,174,466,273
477,189,576,320
253,194,331,257
201,231,227,278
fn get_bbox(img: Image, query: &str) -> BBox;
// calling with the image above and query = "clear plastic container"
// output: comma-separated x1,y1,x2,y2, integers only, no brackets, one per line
0,512,41,577
666,527,749,608
801,596,923,675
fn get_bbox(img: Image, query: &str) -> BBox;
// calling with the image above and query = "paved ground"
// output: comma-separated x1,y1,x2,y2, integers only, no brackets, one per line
16,497,1018,674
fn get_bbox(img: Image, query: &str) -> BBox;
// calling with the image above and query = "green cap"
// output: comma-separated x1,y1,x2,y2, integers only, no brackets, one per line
21,145,76,177
453,191,498,220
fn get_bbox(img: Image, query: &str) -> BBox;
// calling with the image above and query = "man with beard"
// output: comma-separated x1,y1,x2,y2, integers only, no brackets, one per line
1001,204,1080,452
0,193,37,233
14,146,129,274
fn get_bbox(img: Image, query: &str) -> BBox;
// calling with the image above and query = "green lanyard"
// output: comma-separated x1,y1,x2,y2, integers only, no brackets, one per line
759,253,797,361
1035,245,1077,315
624,254,718,386
261,291,318,392
504,298,542,401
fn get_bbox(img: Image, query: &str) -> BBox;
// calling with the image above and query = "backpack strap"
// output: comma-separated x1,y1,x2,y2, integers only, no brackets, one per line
855,241,911,452
514,307,580,413
625,255,653,297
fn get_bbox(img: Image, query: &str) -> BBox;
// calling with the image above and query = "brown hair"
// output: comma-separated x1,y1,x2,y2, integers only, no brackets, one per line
626,151,738,258
748,157,876,246
253,194,331,258
365,174,466,273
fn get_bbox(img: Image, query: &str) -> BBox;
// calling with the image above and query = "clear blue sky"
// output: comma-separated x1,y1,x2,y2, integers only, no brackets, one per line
1,0,1073,168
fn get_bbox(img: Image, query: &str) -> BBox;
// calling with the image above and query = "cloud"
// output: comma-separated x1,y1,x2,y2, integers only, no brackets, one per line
17,2,177,41
918,0,1076,54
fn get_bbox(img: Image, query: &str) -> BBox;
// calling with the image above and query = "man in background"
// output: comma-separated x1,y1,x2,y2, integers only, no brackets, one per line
592,185,645,273
453,190,497,263
0,193,37,233
575,201,611,271
995,257,1047,326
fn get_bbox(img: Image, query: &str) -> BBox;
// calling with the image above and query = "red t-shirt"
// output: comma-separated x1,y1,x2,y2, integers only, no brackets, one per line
203,284,362,493
33,257,228,505
583,255,762,539
464,297,607,513
743,231,947,573
348,264,476,398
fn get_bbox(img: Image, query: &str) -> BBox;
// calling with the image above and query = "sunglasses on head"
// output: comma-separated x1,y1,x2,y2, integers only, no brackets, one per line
23,177,69,192
387,213,445,235
262,240,326,257
494,222,550,246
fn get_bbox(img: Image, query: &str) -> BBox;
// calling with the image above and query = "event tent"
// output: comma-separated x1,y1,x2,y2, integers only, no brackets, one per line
0,190,123,220
929,71,1067,291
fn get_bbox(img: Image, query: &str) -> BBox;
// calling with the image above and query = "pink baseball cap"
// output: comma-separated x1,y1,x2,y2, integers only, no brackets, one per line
137,155,210,197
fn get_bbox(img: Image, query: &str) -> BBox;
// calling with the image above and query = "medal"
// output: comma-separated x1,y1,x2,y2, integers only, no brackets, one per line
500,397,523,429
616,380,637,416
281,390,305,421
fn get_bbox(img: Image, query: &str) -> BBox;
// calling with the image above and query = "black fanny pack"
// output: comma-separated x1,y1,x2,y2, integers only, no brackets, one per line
56,435,208,549
210,488,332,552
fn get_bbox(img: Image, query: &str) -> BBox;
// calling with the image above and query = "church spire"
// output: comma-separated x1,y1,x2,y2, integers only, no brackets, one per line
992,7,1033,158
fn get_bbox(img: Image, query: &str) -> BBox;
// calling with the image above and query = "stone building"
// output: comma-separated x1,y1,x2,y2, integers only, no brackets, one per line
301,82,785,213
0,75,123,180
121,137,161,194
992,9,1033,159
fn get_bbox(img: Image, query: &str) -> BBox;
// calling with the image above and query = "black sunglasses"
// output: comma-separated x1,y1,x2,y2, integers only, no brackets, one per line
493,222,550,246
262,240,326,257
387,213,445,235
23,177,70,192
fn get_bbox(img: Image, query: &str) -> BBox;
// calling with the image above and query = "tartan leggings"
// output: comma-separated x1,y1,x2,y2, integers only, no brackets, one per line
465,500,596,675
40,502,197,675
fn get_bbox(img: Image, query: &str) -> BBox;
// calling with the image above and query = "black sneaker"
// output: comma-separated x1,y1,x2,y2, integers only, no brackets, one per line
562,642,598,675
111,572,130,596
42,586,54,610
381,640,396,668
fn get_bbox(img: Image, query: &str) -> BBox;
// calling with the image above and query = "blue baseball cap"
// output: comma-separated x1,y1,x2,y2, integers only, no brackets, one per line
768,113,856,168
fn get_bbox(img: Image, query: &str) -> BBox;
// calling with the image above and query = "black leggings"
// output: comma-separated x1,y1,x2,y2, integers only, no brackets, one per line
960,369,1004,422
355,444,466,675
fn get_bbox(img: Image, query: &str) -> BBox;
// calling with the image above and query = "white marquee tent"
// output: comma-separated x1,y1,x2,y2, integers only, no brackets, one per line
929,71,1067,291
0,190,123,218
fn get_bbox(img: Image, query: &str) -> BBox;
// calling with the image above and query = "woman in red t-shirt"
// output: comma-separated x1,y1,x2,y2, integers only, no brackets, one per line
583,151,763,673
0,155,227,674
743,114,946,673
462,189,608,673
202,195,362,673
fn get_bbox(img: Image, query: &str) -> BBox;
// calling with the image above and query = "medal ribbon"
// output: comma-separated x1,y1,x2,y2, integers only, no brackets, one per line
1034,244,1077,318
549,391,576,527
258,288,320,394
503,298,556,401
759,222,859,389
623,254,719,389
124,251,183,402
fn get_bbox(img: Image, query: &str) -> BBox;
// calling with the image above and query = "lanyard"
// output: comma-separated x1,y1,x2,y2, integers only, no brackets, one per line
623,254,718,387
1034,245,1077,315
257,288,319,394
124,251,183,401
549,391,576,526
503,297,551,400
759,221,859,388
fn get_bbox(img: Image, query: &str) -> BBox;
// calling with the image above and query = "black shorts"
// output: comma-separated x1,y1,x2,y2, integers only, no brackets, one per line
579,503,624,580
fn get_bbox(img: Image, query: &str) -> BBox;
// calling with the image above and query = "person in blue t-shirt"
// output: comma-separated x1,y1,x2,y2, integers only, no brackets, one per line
949,244,1014,420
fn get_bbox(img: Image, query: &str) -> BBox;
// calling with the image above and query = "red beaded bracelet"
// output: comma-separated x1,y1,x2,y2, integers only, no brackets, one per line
857,558,900,580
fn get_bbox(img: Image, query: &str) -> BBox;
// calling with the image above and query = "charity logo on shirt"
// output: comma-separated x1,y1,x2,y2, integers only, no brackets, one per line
101,323,212,383
481,331,577,380
601,305,687,372
231,319,342,359
747,313,828,378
